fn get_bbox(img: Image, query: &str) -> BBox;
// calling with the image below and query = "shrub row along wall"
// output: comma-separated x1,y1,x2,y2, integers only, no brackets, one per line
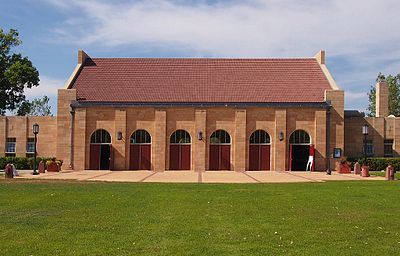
0,157,58,170
348,157,400,172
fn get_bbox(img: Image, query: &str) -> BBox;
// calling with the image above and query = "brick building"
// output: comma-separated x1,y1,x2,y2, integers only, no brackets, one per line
1,50,354,172
345,81,400,158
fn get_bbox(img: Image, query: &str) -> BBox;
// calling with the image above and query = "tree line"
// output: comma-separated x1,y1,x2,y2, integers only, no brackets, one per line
367,73,400,117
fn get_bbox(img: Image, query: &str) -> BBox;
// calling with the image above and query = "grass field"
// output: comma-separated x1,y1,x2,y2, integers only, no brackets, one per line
370,170,400,179
0,179,399,255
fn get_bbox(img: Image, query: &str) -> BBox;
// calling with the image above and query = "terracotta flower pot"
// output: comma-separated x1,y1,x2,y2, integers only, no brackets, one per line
353,162,361,175
47,162,59,172
38,162,46,173
361,166,370,177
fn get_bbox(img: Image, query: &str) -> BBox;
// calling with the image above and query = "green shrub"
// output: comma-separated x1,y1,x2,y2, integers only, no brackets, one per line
0,157,60,170
347,157,400,172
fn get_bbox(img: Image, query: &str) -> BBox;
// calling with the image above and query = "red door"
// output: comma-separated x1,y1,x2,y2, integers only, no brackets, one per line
209,145,231,170
169,144,191,170
209,145,219,170
249,145,260,171
180,145,191,170
141,145,151,170
249,145,271,171
170,145,180,170
90,144,101,170
220,145,230,170
260,145,270,170
130,145,141,170
130,145,151,170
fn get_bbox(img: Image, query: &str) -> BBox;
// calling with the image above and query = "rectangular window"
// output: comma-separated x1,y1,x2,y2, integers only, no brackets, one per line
5,138,16,157
384,139,394,157
26,138,35,158
364,139,374,157
26,138,35,153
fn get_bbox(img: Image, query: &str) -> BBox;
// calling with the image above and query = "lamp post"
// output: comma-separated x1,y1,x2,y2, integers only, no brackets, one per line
32,123,39,175
362,124,369,165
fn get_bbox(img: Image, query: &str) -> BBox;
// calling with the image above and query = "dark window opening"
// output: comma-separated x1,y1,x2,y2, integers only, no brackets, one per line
250,130,271,144
384,139,394,157
170,130,191,144
130,130,151,144
210,130,231,144
289,130,310,144
90,129,111,144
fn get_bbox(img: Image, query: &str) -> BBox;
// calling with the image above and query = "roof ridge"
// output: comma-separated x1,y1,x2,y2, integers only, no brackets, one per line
91,57,316,61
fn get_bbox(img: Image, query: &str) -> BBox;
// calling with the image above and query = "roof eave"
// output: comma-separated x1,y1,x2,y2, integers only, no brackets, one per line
70,101,331,109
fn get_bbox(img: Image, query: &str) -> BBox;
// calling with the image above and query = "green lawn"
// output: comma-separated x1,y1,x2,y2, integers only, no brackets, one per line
370,171,400,179
1,180,399,255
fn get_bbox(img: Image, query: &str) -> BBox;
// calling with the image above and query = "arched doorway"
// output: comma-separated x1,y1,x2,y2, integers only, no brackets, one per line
90,129,112,170
169,130,191,170
130,129,151,170
249,130,271,171
289,130,313,171
209,130,231,170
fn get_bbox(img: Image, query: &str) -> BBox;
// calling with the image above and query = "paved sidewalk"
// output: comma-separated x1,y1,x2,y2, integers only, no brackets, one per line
15,170,385,183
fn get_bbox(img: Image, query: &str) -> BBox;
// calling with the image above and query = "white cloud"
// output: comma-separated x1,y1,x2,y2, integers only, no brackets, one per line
24,75,65,98
345,91,367,101
44,0,400,58
42,0,400,111
24,76,64,115
42,0,72,10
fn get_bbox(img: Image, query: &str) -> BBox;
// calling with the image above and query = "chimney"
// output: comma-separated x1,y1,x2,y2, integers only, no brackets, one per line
314,50,325,65
376,81,389,117
78,49,90,64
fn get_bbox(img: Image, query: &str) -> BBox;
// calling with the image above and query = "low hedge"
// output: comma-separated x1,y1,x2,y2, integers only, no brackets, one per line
0,157,58,170
347,157,400,172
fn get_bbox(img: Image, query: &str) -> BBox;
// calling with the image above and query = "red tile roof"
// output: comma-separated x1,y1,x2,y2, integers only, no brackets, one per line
70,58,332,103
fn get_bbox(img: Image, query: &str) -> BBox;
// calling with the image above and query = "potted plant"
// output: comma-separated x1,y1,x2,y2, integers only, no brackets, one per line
38,160,46,173
46,158,62,172
337,158,351,174
360,159,370,177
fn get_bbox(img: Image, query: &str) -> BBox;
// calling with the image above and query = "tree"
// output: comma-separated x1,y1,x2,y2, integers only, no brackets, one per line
16,96,52,116
0,28,39,115
367,73,400,117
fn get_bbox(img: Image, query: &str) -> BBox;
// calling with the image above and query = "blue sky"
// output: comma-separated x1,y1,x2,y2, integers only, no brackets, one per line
2,0,400,114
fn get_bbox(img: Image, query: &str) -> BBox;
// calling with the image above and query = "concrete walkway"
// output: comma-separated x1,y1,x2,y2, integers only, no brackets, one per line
15,170,385,183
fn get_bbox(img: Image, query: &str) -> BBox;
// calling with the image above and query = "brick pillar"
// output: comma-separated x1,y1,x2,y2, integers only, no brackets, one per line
73,108,86,170
275,109,287,171
114,109,127,170
376,81,389,117
325,90,344,169
16,117,28,157
57,89,77,167
234,109,246,172
372,118,385,157
154,110,166,171
394,118,400,157
314,110,327,170
0,117,6,156
195,109,206,172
